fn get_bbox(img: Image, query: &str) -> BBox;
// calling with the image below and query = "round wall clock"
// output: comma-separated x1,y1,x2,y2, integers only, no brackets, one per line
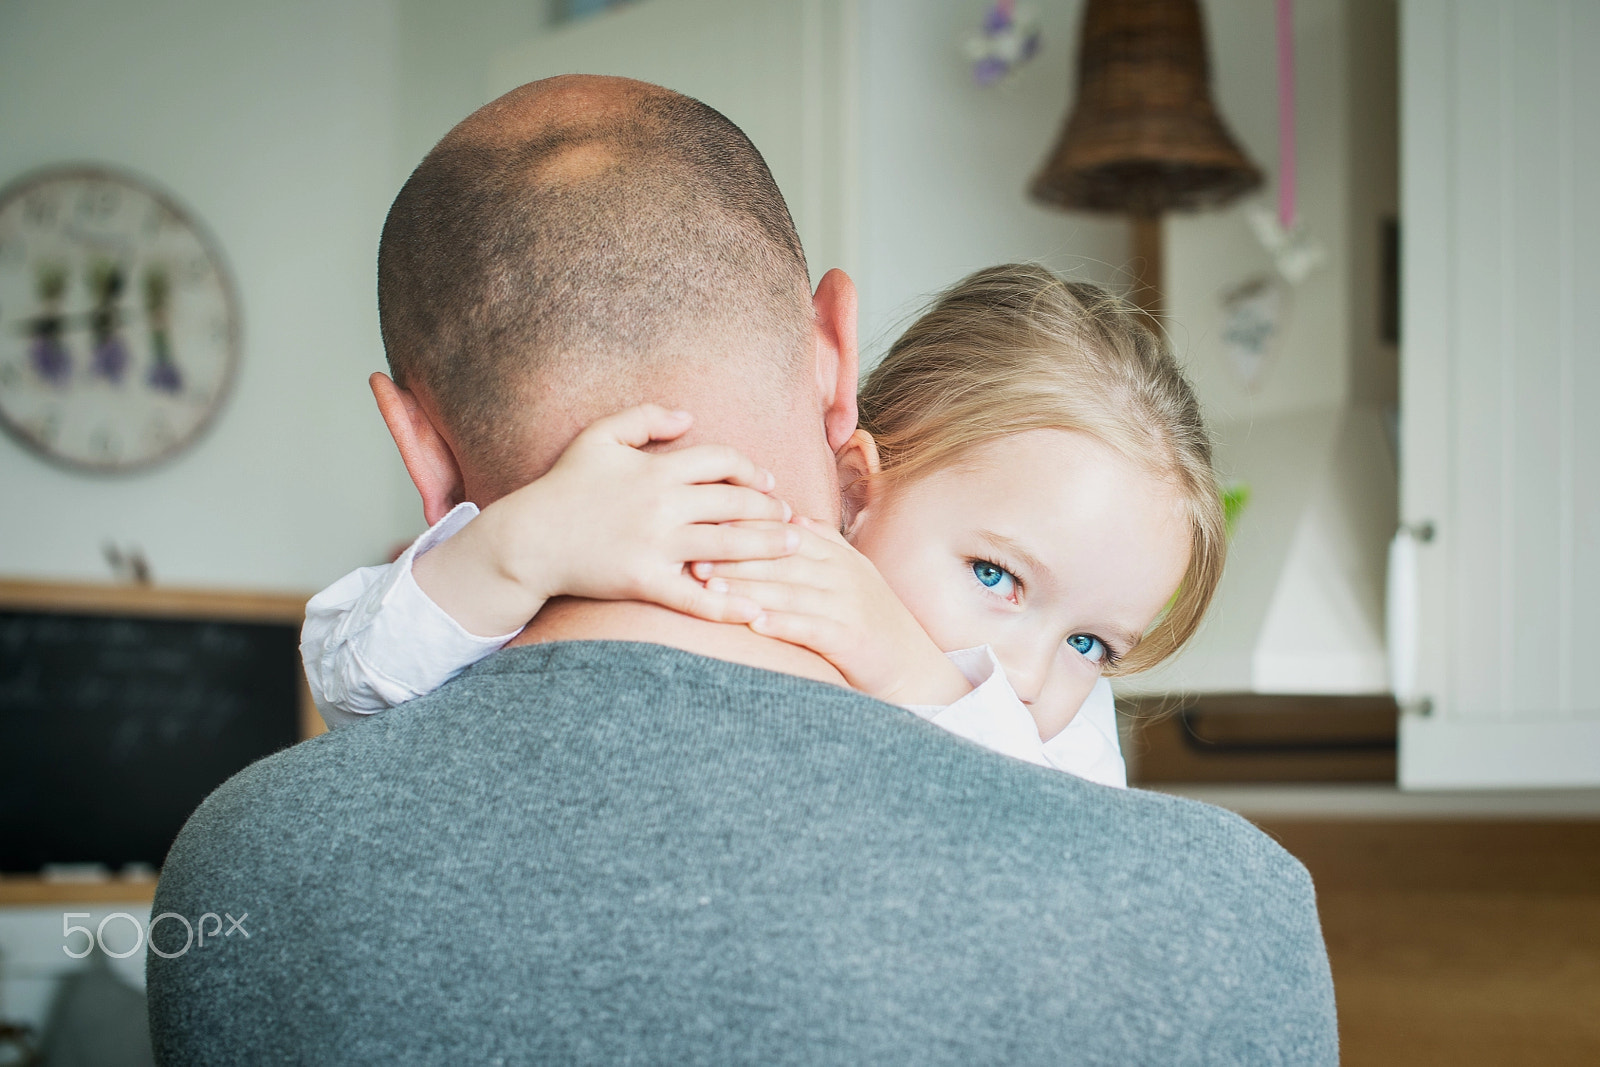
0,165,241,473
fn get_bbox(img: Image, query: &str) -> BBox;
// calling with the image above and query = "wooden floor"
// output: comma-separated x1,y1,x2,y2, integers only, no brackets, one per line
1255,821,1600,1066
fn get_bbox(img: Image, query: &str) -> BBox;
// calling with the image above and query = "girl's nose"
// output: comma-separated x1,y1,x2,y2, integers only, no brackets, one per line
994,642,1055,706
1028,662,1099,744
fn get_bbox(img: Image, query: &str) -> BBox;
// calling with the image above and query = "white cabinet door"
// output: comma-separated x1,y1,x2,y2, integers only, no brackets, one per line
488,0,858,288
1399,0,1600,788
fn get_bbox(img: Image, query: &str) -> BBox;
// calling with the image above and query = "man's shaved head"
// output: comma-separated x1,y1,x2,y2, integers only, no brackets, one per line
378,77,813,490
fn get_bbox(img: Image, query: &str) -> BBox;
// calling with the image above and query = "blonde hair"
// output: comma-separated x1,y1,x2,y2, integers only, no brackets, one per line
857,263,1224,675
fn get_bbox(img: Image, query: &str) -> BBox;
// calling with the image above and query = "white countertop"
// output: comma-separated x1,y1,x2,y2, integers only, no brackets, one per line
1152,783,1600,819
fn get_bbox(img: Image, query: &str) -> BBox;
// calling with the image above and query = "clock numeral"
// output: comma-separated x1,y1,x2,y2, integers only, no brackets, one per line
142,208,168,236
31,411,62,445
181,256,213,286
76,186,119,221
23,194,60,228
146,417,176,449
90,428,120,460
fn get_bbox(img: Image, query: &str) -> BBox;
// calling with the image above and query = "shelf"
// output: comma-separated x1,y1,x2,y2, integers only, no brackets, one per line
0,876,158,907
1155,783,1600,820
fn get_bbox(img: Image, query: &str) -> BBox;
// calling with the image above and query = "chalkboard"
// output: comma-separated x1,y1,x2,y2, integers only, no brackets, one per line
0,605,302,873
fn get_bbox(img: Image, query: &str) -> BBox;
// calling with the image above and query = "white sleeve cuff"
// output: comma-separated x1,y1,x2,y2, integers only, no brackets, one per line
303,502,520,727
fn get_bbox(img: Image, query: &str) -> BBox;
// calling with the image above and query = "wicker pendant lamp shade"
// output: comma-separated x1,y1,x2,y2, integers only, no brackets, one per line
1031,0,1262,214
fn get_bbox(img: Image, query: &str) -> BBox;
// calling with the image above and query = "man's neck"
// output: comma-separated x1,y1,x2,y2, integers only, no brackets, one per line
507,598,851,688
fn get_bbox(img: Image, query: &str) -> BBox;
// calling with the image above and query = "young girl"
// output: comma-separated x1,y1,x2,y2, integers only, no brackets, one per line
303,264,1225,787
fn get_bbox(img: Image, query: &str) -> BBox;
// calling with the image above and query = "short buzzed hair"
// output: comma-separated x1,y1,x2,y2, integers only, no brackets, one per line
377,85,812,479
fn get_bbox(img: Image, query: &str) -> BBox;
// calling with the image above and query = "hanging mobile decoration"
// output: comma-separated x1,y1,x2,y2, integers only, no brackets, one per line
1220,275,1287,390
966,0,1041,87
1223,0,1323,391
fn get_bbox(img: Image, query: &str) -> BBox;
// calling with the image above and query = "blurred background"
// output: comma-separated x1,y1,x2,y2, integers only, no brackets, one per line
0,1,1595,1064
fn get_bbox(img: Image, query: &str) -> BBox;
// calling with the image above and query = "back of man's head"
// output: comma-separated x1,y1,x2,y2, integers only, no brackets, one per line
378,77,814,495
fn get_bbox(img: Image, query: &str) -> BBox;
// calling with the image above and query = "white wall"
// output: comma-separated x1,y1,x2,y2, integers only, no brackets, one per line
856,0,1129,361
0,0,414,594
396,0,547,183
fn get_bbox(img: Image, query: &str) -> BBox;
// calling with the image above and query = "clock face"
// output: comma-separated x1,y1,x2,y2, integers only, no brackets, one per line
0,166,240,473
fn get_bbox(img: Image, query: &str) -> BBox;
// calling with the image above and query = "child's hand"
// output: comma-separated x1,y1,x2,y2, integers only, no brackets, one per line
691,518,972,706
414,405,799,637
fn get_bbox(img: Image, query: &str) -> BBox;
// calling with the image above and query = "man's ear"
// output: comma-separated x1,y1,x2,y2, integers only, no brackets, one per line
835,428,881,537
370,372,466,527
810,268,859,453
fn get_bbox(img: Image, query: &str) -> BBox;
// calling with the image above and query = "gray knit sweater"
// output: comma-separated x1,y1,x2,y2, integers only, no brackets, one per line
147,641,1337,1064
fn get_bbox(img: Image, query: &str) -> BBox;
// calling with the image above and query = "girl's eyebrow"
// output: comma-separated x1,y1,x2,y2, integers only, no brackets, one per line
975,530,1049,583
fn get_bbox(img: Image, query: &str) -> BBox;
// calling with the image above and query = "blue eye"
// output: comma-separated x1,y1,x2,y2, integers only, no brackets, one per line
971,560,1017,599
1067,633,1108,663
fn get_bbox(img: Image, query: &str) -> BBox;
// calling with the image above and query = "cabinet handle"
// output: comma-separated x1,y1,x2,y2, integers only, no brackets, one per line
1388,523,1433,716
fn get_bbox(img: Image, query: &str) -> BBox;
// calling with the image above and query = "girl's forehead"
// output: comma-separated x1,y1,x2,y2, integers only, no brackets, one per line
889,430,1191,565
918,428,1157,497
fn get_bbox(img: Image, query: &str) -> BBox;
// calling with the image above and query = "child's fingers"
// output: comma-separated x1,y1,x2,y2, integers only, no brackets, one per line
746,609,848,658
693,526,839,579
678,483,791,525
666,444,776,492
638,574,763,624
582,404,694,448
677,521,799,564
696,558,788,582
702,575,838,617
694,544,841,585
794,514,853,548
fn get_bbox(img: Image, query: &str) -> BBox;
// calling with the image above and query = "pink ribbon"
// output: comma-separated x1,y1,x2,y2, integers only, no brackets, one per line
1277,0,1297,231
